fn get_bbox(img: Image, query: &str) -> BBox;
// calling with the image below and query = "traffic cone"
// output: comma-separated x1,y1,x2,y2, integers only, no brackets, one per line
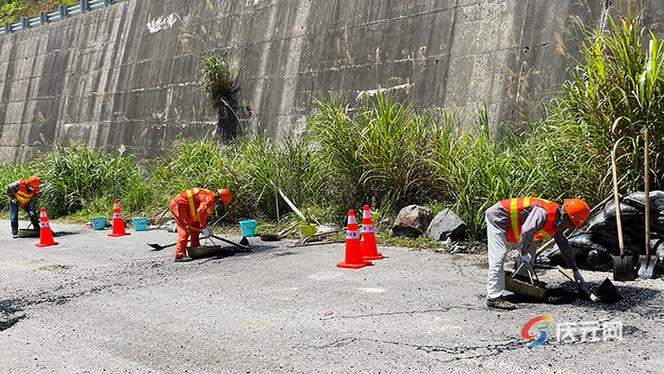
108,199,130,237
361,204,383,260
337,209,372,269
35,207,59,247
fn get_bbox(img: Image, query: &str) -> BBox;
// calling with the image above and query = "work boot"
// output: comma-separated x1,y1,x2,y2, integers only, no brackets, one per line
174,256,193,263
487,296,516,310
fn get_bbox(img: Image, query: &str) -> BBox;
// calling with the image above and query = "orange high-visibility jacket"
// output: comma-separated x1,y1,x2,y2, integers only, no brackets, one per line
14,180,37,207
500,197,560,243
172,188,216,227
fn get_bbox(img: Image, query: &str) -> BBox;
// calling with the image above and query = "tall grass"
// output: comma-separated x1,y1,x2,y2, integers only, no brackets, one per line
546,15,664,196
431,111,539,234
150,135,330,221
310,93,439,211
0,146,148,218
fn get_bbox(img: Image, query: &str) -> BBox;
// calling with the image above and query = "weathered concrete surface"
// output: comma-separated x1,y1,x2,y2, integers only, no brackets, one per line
0,0,638,162
1,219,663,372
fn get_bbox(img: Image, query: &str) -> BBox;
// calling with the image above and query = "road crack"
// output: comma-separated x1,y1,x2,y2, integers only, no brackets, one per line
323,305,482,320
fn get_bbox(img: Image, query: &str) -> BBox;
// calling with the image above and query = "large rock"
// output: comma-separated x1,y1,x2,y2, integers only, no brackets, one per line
427,208,467,241
391,205,433,237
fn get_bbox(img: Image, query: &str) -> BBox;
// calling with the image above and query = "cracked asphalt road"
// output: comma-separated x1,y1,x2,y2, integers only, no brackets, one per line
1,220,663,373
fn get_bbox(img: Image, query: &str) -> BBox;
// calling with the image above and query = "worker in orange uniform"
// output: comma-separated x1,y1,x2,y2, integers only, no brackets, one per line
485,197,590,310
6,176,41,238
169,187,233,262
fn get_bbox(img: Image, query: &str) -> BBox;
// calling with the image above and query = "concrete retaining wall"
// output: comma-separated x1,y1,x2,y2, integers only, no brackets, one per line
0,0,657,161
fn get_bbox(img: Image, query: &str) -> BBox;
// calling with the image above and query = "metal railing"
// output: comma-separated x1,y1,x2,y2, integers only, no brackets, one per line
0,0,125,37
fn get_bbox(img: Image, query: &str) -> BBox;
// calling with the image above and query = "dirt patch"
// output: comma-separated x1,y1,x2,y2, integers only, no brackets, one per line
37,264,71,272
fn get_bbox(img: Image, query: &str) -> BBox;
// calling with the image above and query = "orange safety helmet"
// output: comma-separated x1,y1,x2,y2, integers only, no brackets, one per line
27,175,40,192
216,188,233,206
563,198,590,228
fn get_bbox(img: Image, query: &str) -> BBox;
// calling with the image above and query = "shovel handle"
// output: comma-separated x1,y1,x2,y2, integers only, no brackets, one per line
187,226,250,250
644,127,651,257
210,234,250,250
556,265,599,302
556,265,575,282
611,142,625,256
535,194,613,258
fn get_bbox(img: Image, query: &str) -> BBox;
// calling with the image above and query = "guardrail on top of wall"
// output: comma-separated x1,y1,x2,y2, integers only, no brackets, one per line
0,0,126,37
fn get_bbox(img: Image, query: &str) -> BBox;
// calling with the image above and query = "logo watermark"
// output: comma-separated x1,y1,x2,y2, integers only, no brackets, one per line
521,316,623,347
521,315,554,348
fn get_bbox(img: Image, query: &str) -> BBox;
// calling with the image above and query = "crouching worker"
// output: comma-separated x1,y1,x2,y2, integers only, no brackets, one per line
485,197,590,310
7,176,41,238
169,187,233,262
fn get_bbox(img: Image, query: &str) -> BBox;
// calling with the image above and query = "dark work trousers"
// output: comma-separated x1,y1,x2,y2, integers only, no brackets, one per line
9,199,39,235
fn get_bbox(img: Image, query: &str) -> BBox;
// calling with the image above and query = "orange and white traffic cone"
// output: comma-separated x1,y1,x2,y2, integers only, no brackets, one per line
361,204,383,260
108,199,130,237
337,209,372,269
35,207,59,247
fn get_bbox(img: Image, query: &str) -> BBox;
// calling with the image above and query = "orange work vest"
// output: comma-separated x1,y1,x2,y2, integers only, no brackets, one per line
180,188,214,223
500,197,560,243
14,180,36,207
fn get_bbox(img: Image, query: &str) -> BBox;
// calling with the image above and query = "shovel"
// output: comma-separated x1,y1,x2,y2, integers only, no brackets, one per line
148,242,176,251
188,226,250,251
638,128,657,279
556,266,620,303
611,142,635,281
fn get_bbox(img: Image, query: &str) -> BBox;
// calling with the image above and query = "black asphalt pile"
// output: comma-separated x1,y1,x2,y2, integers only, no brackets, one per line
547,191,664,274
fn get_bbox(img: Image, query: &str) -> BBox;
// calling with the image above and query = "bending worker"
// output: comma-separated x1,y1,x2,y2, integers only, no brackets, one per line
169,187,232,262
7,176,41,238
485,197,590,310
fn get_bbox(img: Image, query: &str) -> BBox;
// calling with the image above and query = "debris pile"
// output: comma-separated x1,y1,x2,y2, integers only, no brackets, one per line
548,191,664,273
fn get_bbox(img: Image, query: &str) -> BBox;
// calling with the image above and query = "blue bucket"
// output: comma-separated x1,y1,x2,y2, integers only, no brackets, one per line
239,219,257,237
91,216,106,230
132,217,149,231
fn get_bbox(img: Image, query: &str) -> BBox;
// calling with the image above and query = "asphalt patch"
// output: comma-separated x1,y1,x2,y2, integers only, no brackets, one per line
0,298,25,332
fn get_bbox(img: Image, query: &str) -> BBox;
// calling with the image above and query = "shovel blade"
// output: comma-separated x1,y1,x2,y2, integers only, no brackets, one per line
638,255,658,279
613,255,635,281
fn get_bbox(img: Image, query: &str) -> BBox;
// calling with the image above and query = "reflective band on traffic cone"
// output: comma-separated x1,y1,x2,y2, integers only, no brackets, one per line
35,207,59,247
337,209,372,269
361,204,383,260
108,199,130,237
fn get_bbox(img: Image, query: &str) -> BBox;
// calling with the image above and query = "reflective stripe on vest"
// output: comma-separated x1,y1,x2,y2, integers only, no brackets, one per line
501,197,560,243
15,180,35,207
184,188,214,223
186,188,200,222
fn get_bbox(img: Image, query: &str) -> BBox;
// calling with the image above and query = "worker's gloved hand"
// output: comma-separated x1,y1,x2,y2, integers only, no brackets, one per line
201,228,211,238
10,198,18,206
573,270,586,284
518,253,532,264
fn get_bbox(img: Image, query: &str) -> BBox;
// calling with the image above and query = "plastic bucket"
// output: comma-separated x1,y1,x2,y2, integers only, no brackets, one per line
132,217,148,231
239,219,257,237
299,224,318,238
91,216,106,230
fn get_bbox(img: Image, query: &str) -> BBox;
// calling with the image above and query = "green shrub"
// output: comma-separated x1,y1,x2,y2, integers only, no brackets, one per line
309,93,439,211
35,146,147,217
152,135,331,222
1,0,79,24
544,15,664,198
